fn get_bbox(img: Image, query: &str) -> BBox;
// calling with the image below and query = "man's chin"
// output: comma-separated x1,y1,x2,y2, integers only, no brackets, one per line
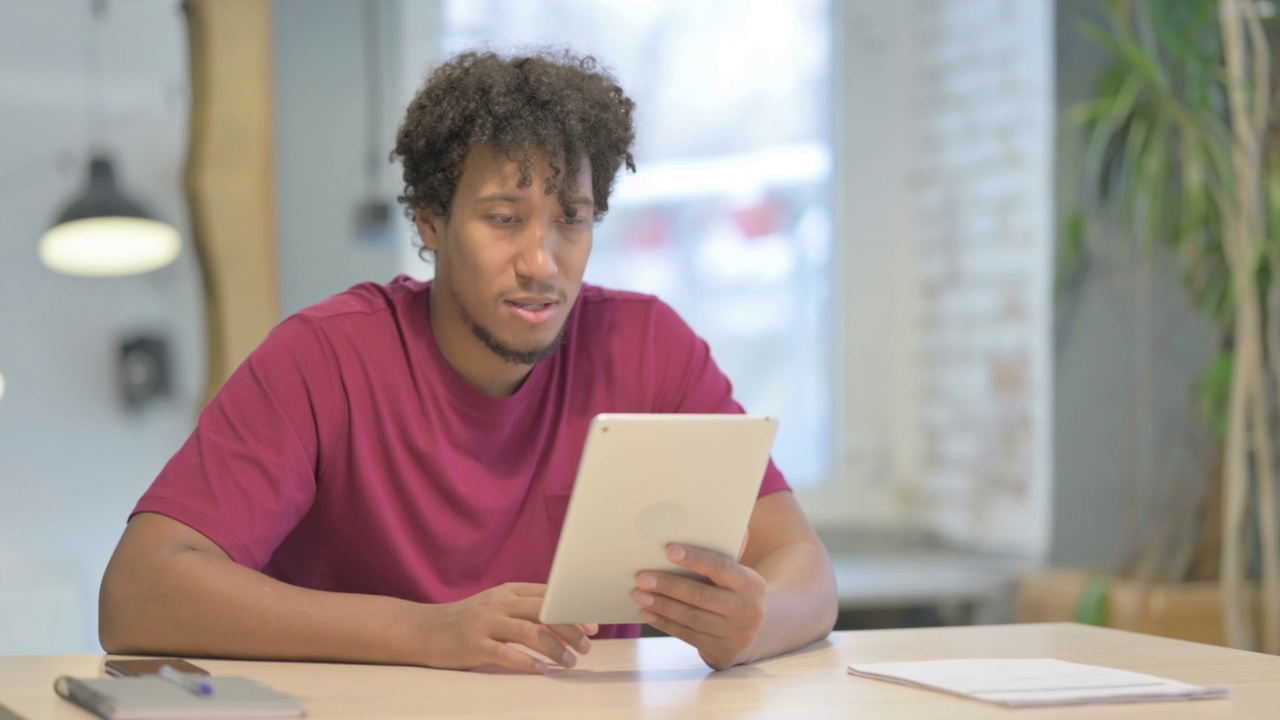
472,323,567,366
497,341,560,366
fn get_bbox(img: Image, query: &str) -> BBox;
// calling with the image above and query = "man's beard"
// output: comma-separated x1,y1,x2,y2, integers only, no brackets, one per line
451,285,568,365
471,318,567,365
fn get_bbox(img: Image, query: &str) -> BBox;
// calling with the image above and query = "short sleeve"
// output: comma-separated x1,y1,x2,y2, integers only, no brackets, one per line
645,300,791,497
131,315,347,569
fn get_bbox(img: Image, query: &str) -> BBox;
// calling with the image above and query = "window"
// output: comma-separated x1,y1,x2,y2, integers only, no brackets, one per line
440,0,838,488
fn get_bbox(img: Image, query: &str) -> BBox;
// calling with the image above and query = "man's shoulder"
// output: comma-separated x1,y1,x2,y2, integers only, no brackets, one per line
571,284,694,343
575,283,669,317
265,276,428,357
294,275,428,324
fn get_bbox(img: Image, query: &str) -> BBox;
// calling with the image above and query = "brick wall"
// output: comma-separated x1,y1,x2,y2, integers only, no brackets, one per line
841,0,1052,555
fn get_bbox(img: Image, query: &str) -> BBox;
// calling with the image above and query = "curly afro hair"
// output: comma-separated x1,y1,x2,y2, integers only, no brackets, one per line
392,49,637,239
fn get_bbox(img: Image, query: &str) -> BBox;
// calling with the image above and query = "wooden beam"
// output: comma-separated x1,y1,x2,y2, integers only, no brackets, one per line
183,0,278,405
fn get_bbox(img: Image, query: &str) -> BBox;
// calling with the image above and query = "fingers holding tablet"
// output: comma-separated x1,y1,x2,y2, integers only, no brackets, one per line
417,583,595,673
634,544,767,671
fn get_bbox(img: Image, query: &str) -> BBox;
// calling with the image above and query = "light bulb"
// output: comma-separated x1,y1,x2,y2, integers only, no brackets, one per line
39,217,181,277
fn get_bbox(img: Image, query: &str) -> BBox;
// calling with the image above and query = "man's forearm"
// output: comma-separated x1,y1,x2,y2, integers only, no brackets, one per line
100,542,423,665
746,541,838,663
101,514,599,674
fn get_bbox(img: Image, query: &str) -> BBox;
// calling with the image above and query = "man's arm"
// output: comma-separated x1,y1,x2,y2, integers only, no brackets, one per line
100,513,594,673
632,491,837,669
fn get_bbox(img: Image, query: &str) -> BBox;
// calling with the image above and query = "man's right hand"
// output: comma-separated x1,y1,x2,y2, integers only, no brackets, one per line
414,583,596,673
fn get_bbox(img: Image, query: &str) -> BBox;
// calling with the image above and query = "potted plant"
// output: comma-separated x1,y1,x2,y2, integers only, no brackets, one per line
1061,0,1280,652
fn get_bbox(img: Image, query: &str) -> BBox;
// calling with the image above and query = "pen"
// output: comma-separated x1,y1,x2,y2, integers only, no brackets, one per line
158,664,214,696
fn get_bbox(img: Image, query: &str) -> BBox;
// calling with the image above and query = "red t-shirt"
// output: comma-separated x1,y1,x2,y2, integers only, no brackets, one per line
133,277,790,639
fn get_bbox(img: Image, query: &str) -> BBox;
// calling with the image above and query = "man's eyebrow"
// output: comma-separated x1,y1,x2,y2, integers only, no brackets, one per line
472,192,593,207
474,192,528,204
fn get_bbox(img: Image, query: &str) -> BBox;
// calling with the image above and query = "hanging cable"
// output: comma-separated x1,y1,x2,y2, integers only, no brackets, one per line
362,0,383,192
355,0,394,246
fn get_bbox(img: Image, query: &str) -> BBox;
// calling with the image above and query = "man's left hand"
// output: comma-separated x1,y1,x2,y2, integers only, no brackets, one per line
632,544,766,670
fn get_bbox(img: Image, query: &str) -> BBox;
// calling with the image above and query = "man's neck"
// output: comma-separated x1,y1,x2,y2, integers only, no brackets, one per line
428,284,533,397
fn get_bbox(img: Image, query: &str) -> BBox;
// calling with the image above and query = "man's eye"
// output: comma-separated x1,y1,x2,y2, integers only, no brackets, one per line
491,215,518,225
561,215,588,227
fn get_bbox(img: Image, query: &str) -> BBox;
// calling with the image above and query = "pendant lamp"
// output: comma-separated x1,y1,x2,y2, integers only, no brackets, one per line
40,0,182,278
39,155,181,277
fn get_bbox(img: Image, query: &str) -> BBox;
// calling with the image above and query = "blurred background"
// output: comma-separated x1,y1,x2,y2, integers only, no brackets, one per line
1,0,1267,655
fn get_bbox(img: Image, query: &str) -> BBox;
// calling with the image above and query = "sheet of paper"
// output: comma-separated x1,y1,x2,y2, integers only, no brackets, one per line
846,658,1230,708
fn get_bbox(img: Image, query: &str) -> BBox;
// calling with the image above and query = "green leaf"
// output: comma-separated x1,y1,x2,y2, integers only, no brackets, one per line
1199,351,1234,440
1057,210,1090,296
1073,576,1111,626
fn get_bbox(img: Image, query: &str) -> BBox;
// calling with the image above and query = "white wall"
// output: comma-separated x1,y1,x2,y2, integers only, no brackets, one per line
275,0,416,314
0,0,200,653
0,0,421,654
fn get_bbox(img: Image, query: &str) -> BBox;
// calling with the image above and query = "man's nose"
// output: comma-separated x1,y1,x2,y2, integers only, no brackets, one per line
515,223,559,281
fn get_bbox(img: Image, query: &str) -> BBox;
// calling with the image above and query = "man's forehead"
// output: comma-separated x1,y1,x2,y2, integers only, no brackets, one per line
460,144,593,194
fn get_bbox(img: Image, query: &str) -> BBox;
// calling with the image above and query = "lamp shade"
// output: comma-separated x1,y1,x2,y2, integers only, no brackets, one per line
39,156,181,277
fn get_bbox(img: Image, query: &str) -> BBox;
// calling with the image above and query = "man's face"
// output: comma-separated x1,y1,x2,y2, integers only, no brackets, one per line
419,144,594,366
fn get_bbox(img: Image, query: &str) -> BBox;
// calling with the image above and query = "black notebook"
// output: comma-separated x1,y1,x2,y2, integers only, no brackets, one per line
54,675,306,719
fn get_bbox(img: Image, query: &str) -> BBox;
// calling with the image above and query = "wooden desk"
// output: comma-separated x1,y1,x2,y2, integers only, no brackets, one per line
2,623,1278,719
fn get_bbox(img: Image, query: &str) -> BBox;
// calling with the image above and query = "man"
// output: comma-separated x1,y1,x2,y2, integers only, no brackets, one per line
99,49,836,673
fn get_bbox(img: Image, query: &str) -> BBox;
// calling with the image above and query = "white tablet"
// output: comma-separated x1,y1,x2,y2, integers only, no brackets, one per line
539,413,779,625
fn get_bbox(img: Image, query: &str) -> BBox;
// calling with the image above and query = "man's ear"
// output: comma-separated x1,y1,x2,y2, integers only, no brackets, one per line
415,209,445,252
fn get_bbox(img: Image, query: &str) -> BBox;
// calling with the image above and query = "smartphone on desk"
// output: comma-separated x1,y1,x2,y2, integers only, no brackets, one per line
103,658,210,677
